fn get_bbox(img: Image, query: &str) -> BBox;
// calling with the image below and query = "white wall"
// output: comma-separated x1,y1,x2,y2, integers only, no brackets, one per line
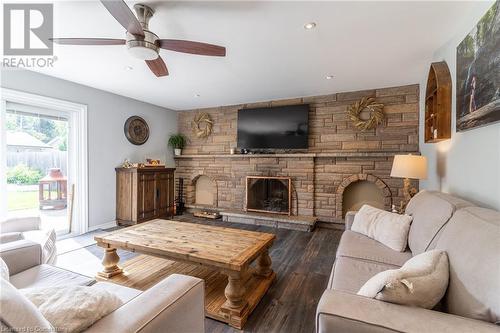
419,1,500,210
1,69,178,228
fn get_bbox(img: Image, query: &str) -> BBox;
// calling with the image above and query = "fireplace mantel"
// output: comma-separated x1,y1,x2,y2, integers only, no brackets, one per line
174,151,417,159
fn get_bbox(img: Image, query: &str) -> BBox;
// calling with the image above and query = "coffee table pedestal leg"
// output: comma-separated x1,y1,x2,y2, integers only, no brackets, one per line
223,271,247,310
221,270,249,328
97,248,123,278
256,249,273,277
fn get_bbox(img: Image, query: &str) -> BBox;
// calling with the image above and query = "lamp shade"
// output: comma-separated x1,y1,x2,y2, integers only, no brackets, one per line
390,155,428,180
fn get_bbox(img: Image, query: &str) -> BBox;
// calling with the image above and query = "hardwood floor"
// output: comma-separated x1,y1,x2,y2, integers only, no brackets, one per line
61,215,343,333
174,216,342,333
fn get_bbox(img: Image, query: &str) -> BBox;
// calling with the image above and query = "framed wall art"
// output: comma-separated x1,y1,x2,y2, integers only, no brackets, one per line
456,1,499,131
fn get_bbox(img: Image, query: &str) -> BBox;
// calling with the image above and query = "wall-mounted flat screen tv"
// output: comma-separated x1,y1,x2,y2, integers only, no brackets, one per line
237,104,309,149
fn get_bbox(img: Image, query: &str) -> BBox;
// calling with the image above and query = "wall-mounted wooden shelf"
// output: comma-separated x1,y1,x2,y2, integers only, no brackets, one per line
425,61,452,143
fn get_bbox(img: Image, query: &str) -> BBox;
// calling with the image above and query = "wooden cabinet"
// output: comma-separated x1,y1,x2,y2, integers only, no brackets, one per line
115,167,175,226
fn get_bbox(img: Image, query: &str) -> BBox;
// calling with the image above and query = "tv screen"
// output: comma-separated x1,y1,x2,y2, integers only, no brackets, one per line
237,104,309,149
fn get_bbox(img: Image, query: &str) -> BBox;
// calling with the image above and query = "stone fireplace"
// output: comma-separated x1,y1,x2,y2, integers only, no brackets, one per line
246,176,292,215
174,84,419,227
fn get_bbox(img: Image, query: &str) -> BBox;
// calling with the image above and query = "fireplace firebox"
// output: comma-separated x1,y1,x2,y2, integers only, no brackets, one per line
246,176,292,215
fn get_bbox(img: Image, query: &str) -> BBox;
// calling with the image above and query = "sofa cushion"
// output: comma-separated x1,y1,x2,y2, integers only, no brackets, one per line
0,278,53,331
358,250,449,309
435,207,500,324
0,239,42,275
351,205,412,252
10,264,94,289
329,256,398,293
0,216,40,233
405,190,473,255
337,231,412,267
93,282,142,304
317,289,500,333
0,232,23,244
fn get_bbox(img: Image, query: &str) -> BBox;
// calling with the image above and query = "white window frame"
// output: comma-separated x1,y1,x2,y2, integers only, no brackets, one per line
0,88,88,236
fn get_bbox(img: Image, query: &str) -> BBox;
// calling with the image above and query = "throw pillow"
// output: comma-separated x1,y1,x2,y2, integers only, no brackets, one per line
0,278,54,331
351,204,412,252
0,258,9,280
23,285,123,333
357,250,449,309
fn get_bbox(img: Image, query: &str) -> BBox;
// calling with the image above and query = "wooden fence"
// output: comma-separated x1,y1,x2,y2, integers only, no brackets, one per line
7,151,68,176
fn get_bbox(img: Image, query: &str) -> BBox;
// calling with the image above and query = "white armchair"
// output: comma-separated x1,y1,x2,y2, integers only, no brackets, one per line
0,216,57,265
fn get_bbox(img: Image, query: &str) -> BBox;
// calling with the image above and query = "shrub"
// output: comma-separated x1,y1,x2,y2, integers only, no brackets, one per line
7,164,43,185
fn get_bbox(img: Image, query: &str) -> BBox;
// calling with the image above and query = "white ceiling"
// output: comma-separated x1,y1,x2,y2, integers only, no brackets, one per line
29,1,479,110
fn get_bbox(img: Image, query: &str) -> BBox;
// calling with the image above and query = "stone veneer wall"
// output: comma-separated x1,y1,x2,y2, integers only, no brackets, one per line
175,84,419,224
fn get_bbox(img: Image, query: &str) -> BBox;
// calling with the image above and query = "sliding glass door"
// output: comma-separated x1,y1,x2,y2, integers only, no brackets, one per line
2,103,71,234
1,90,87,237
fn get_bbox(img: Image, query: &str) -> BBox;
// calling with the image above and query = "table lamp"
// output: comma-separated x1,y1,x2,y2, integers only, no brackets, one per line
390,154,428,212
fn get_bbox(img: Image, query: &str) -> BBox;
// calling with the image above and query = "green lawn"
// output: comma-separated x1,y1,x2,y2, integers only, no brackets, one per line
8,190,62,211
7,191,39,211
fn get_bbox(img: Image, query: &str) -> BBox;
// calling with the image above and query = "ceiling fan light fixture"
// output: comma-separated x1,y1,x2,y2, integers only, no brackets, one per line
304,22,317,30
51,1,226,78
128,45,158,61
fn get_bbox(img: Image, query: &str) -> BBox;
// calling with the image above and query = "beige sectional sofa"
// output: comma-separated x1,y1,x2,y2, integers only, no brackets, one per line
316,190,500,332
0,239,205,333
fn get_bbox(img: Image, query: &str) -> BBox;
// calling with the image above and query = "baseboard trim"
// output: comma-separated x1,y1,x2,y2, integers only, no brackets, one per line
88,221,117,232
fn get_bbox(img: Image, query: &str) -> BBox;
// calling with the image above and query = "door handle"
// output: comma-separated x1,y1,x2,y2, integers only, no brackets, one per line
156,188,160,198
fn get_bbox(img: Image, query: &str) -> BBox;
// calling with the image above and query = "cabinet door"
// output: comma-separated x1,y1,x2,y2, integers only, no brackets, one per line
156,171,173,217
138,172,156,221
116,171,134,223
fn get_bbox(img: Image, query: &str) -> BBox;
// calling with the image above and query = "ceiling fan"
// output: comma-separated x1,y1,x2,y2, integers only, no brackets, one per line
50,0,226,77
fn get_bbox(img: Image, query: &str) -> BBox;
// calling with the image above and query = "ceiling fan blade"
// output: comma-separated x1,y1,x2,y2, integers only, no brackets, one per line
145,56,169,77
158,39,226,57
100,0,144,37
50,38,126,45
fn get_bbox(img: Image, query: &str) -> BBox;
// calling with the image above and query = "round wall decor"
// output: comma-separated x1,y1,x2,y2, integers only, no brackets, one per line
192,112,213,139
124,116,149,145
347,97,385,131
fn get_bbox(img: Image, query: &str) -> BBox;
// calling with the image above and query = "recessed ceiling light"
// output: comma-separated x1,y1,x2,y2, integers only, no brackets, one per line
304,22,317,30
326,75,334,80
125,66,133,71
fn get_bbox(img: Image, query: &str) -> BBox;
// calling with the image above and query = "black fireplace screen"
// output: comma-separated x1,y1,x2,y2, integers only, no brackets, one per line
246,176,291,215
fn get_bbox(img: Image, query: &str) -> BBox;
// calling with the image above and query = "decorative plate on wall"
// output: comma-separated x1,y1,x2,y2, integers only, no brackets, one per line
124,116,149,145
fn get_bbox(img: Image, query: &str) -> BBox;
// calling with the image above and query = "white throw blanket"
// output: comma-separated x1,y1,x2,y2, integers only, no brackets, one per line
23,286,123,333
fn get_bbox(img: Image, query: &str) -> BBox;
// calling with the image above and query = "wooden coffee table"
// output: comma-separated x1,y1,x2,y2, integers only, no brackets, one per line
94,219,276,329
